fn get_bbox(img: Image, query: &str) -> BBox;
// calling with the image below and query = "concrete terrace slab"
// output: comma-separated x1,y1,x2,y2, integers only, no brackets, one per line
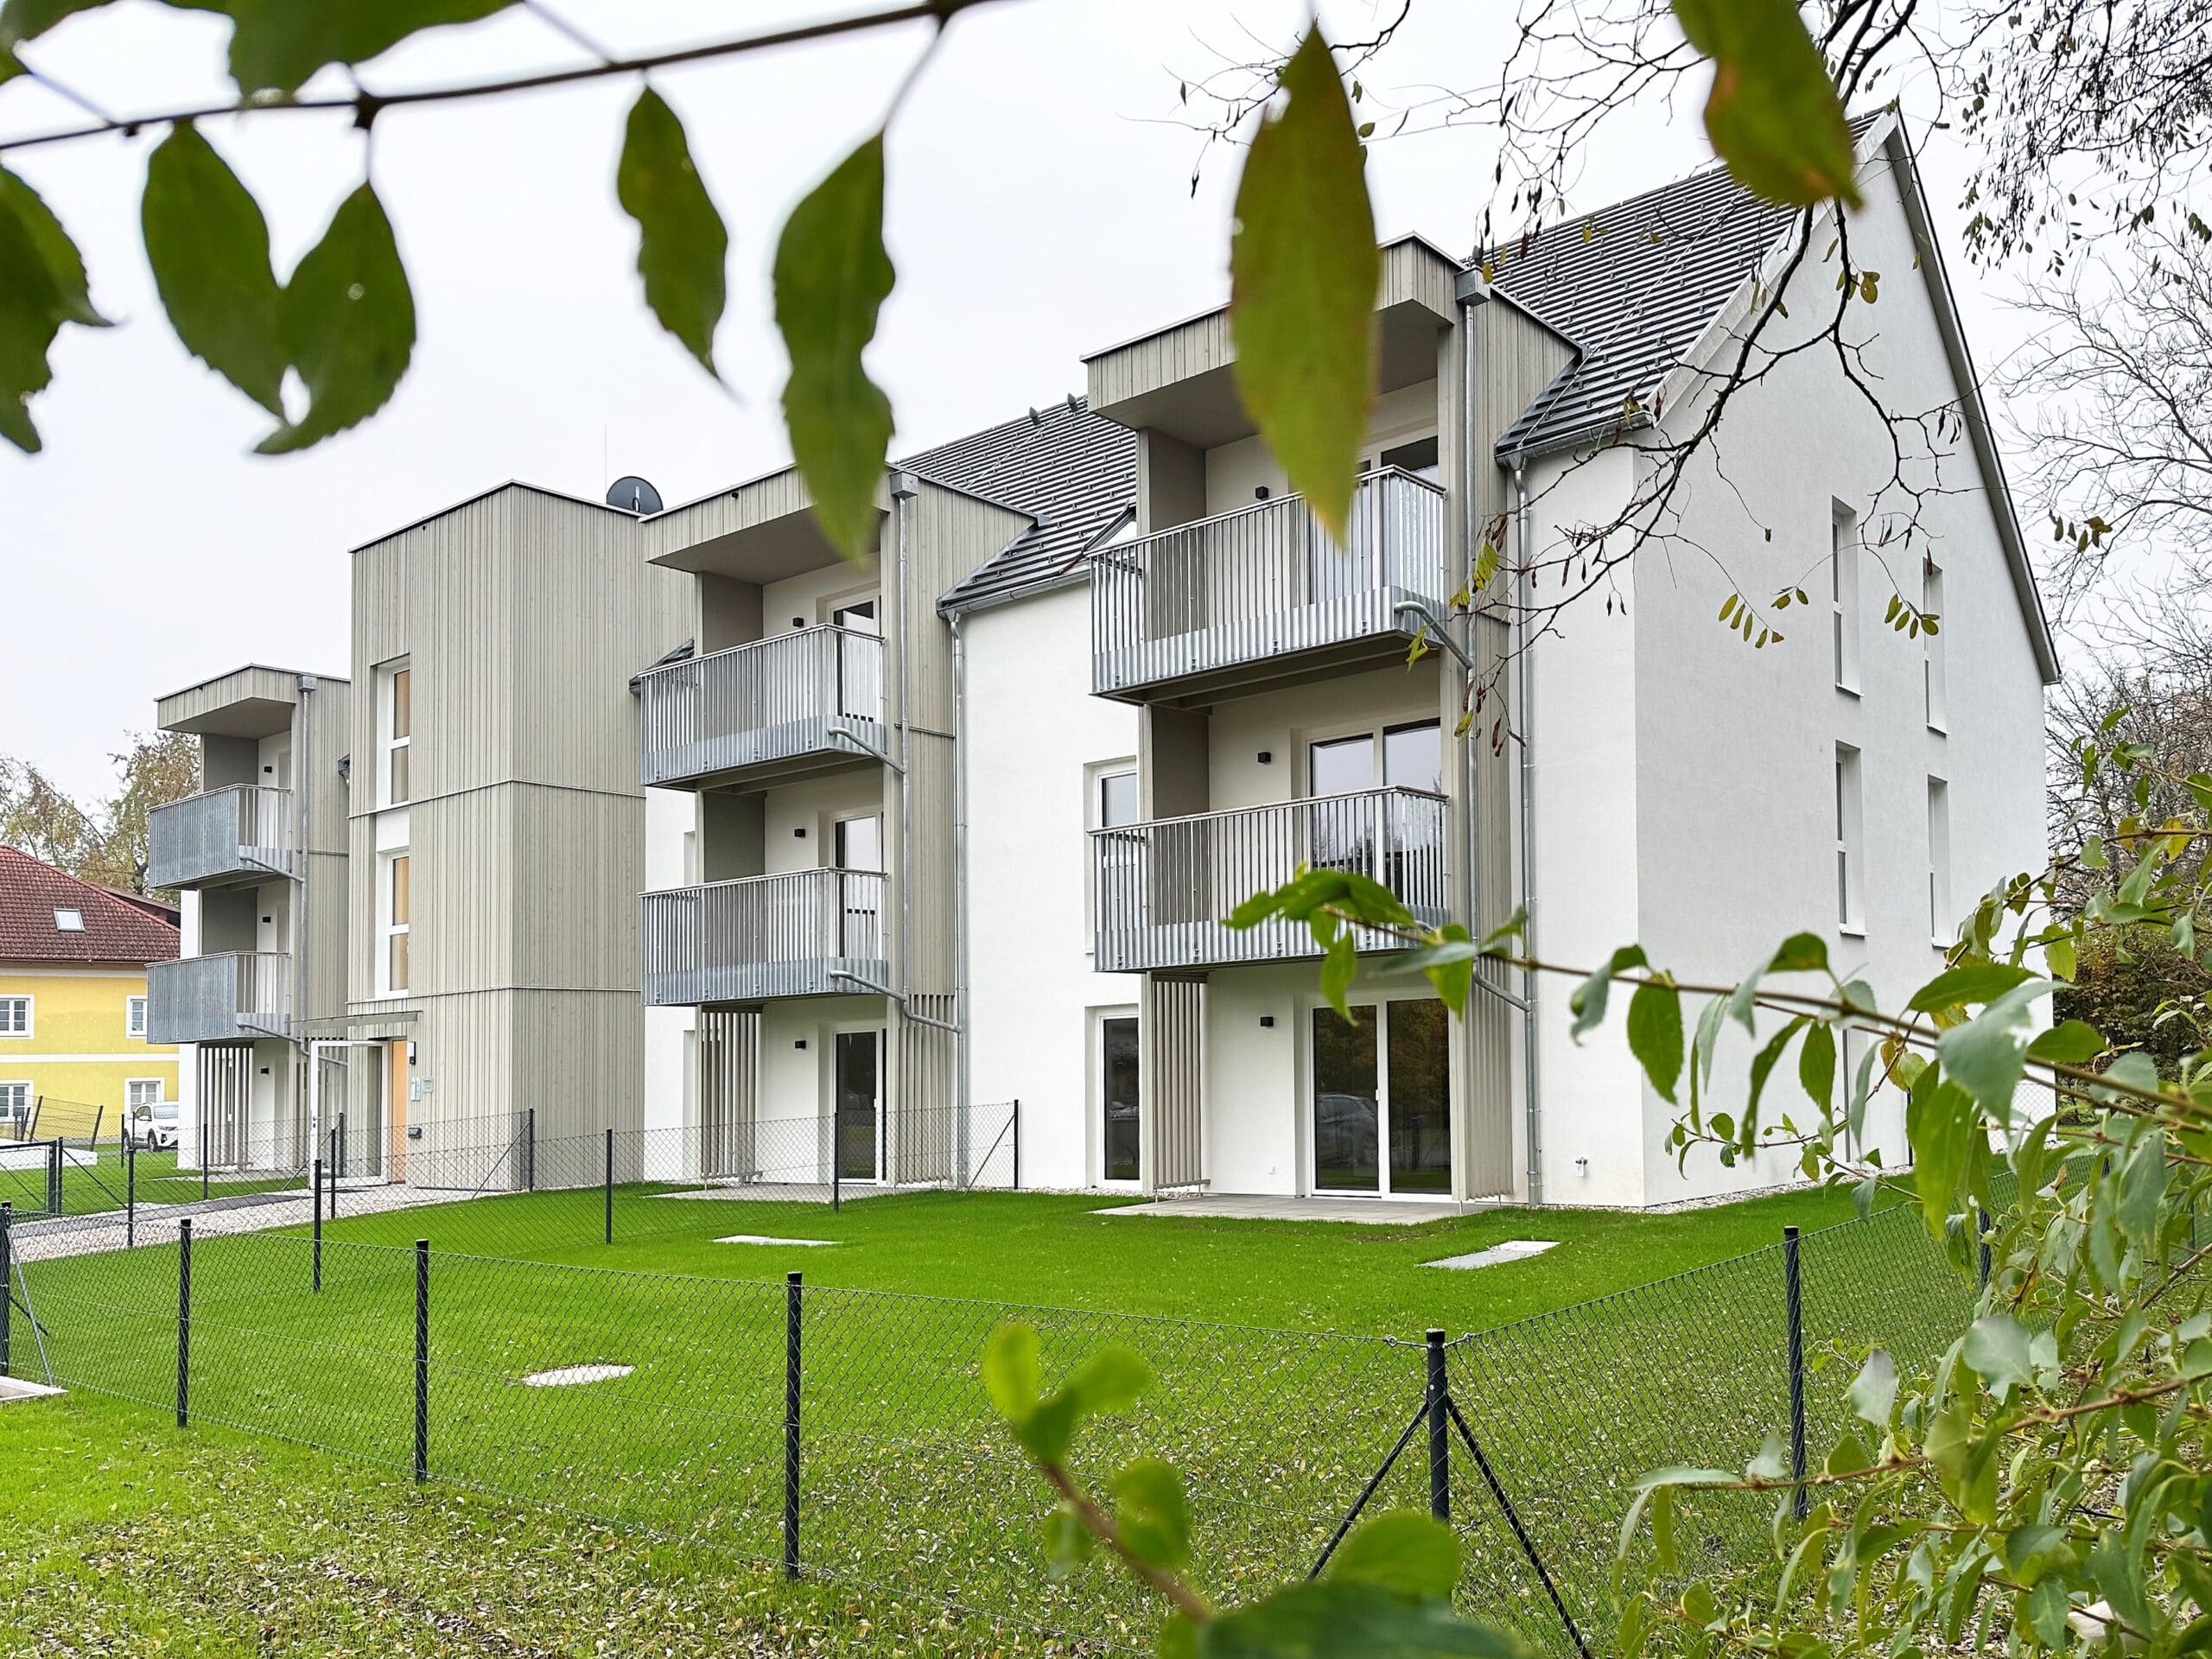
715,1235,838,1247
1423,1239,1560,1269
0,1376,65,1402
1095,1193,1501,1225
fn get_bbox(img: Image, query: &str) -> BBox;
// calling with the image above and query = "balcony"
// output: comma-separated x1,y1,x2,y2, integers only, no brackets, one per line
1090,467,1448,705
146,951,293,1045
147,785,293,890
1093,788,1450,972
642,869,889,1006
638,626,886,790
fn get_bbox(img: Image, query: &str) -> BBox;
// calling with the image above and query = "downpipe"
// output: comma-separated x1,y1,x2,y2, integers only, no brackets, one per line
1513,462,1542,1208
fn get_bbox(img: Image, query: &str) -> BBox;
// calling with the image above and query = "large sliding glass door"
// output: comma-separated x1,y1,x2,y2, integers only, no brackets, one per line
1312,999,1451,1196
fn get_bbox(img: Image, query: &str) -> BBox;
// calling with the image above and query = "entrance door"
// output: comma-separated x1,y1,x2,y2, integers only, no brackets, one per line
834,1029,883,1182
1312,999,1452,1196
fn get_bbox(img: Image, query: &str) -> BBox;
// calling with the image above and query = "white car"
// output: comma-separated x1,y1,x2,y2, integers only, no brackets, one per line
124,1101,180,1152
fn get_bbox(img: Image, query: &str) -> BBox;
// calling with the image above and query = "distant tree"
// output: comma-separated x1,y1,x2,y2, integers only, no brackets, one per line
0,731,199,897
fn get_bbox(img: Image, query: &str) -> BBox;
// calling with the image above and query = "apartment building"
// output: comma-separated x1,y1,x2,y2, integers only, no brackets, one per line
151,488,691,1179
631,111,2050,1209
144,112,2050,1210
147,666,347,1167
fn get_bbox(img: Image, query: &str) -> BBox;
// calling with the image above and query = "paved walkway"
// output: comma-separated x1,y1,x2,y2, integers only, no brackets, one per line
1095,1192,1503,1225
9,1180,484,1263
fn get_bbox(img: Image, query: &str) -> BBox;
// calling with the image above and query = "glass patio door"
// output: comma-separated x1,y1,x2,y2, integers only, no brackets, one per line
835,1029,883,1182
1311,999,1451,1195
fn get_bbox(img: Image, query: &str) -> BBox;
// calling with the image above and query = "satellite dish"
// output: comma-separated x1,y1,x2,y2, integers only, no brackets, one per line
606,475,663,515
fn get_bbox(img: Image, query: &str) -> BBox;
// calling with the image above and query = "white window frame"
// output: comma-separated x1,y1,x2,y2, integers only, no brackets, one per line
1092,1005,1141,1188
126,1077,164,1109
0,1080,29,1128
1086,759,1141,947
378,658,412,808
1927,775,1952,947
1831,505,1861,694
0,995,31,1039
1304,989,1456,1200
1835,744,1866,936
1923,559,1948,732
377,849,411,997
53,907,84,932
127,995,148,1038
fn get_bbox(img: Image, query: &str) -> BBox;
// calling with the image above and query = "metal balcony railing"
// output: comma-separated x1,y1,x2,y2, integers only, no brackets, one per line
146,785,293,889
146,950,293,1045
638,626,887,788
1090,467,1449,699
1092,788,1450,972
641,869,889,1006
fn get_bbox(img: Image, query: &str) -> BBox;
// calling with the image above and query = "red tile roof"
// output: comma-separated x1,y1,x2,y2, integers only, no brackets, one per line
0,846,180,966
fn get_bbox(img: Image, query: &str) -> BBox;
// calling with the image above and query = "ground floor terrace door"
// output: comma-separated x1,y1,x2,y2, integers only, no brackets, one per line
309,1039,389,1182
1311,998,1452,1196
835,1028,883,1183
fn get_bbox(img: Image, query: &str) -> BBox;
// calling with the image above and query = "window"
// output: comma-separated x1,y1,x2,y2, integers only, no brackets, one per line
1928,776,1952,944
1101,1015,1140,1183
1923,560,1948,731
1097,768,1138,830
126,1078,162,1109
834,814,883,871
830,597,880,635
127,995,147,1038
833,817,883,958
1835,745,1865,933
1379,434,1441,481
1312,998,1452,1195
1092,766,1141,943
383,662,412,805
53,907,83,931
0,996,29,1038
0,1081,28,1133
380,852,410,995
1831,505,1860,692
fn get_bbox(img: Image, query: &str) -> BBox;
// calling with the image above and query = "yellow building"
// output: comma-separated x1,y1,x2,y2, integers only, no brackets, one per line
0,845,180,1141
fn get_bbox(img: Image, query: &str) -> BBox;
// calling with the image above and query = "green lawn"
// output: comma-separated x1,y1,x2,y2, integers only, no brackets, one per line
0,1182,1974,1656
0,1145,304,1219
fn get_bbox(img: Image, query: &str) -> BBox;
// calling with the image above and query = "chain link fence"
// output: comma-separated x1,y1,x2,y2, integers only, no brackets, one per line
2,1175,2002,1653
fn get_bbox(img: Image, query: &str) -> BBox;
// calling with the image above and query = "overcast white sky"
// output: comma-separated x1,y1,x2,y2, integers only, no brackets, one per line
0,0,2018,799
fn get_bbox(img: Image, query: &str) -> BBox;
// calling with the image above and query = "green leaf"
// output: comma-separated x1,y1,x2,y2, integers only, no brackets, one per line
1041,1503,1094,1580
1394,925,1478,1012
1906,1074,1979,1231
1192,1580,1530,1659
1933,978,2053,1124
1909,961,2037,1013
1227,27,1376,543
0,165,102,330
2025,1019,2104,1065
1065,1344,1151,1418
1627,980,1684,1103
1319,931,1358,1020
1848,1350,1897,1427
1768,931,1829,974
215,0,520,97
0,166,77,452
1325,1512,1459,1601
1114,1456,1192,1571
982,1322,1039,1421
1570,944,1649,1041
1798,1020,1835,1115
616,87,728,377
257,182,415,454
141,121,286,416
775,133,895,563
1962,1314,2034,1403
2118,1133,2168,1249
1670,0,1860,209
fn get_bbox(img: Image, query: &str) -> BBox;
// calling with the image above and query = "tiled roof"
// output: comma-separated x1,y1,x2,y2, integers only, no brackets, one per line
922,398,1136,613
1486,159,1801,457
0,846,180,966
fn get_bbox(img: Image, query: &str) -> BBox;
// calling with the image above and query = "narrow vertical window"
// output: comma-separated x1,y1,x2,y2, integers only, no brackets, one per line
385,663,412,805
1831,505,1860,692
1835,744,1864,932
1101,1015,1140,1183
1923,560,1948,731
127,995,147,1038
1927,776,1952,944
382,852,411,995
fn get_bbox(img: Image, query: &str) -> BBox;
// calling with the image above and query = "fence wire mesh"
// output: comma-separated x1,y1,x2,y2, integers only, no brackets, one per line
1,1176,1999,1655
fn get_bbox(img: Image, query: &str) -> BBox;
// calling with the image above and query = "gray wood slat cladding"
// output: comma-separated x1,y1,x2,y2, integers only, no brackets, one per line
1141,976,1205,1193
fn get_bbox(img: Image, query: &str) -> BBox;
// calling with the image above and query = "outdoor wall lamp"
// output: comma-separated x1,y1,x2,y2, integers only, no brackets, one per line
794,1039,807,1050
1259,1015,1275,1028
1256,751,1273,765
